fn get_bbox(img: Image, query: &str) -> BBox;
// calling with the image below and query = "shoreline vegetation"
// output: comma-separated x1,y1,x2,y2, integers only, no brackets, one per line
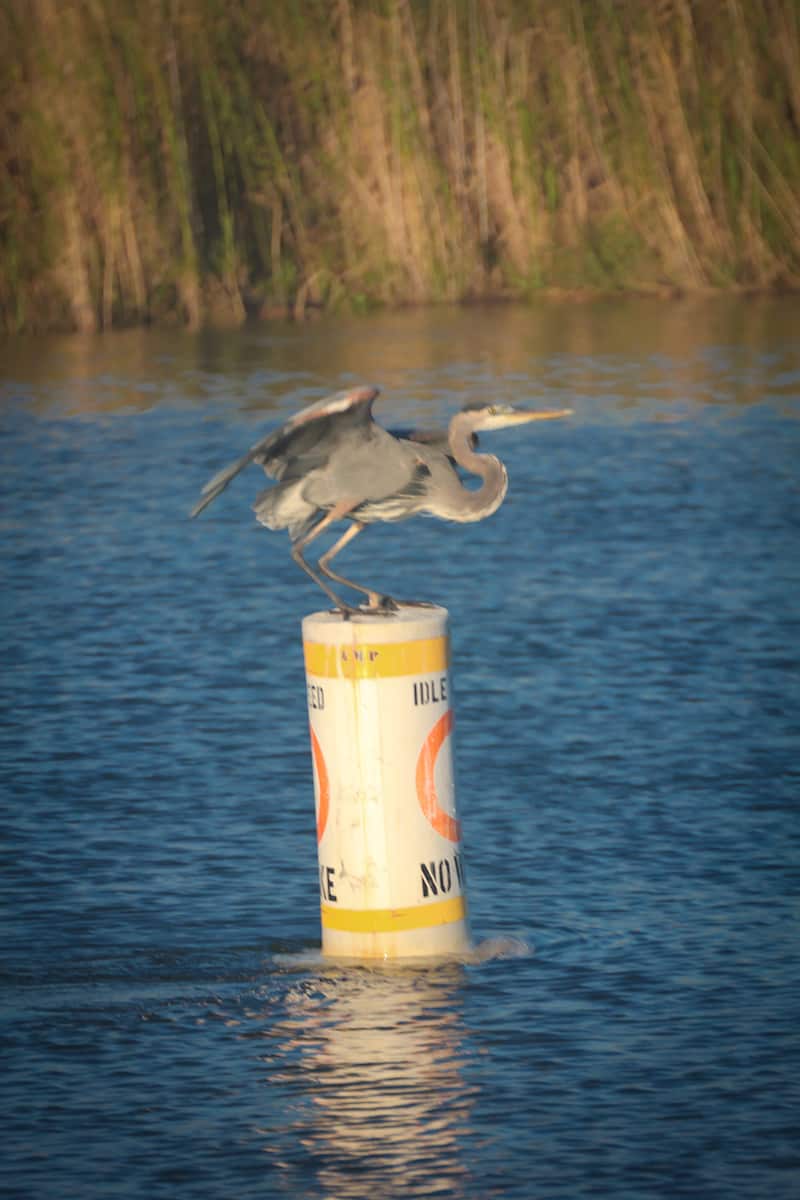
2,0,799,334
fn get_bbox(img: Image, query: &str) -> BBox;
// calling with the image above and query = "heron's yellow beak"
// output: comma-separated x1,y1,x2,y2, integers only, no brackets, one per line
485,407,573,430
510,408,573,423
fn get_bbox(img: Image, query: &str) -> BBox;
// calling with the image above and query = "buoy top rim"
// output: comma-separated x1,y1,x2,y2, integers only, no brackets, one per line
304,603,448,624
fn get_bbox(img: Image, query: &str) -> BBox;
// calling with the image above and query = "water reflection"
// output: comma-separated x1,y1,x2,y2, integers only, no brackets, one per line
1,297,798,419
3,295,798,1200
254,963,476,1197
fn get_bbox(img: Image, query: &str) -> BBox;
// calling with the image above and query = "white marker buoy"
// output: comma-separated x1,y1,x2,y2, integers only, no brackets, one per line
302,604,471,959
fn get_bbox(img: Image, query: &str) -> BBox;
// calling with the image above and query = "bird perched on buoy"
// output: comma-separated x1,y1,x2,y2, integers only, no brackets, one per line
191,386,571,614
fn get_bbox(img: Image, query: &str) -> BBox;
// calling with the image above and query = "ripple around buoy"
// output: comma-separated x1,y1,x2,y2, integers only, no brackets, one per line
466,936,534,963
271,935,534,971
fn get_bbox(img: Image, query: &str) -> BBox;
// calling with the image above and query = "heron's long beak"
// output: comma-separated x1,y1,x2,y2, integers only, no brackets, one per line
492,407,573,429
513,408,572,422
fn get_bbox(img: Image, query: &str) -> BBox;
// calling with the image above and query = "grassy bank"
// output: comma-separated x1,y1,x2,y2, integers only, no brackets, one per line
2,0,799,333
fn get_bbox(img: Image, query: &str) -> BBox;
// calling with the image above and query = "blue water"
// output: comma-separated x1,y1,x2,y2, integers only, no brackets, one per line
1,302,799,1198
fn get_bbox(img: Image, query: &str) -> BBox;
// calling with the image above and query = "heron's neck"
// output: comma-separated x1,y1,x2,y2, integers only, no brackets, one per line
446,418,508,523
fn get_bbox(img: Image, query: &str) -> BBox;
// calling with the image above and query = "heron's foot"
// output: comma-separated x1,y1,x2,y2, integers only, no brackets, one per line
359,592,399,615
331,602,361,620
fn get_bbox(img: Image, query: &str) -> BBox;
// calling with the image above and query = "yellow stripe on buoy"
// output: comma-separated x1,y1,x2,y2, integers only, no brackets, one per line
320,895,466,934
304,635,449,680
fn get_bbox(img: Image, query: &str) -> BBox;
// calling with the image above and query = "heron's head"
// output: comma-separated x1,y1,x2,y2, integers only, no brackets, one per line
460,402,572,432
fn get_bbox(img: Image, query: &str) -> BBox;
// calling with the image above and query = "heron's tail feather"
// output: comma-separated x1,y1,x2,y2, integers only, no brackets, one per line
190,450,256,517
254,480,318,541
252,485,280,528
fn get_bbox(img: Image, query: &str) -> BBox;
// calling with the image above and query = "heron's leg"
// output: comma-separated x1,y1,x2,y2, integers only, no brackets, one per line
318,523,397,611
291,502,361,614
291,544,352,612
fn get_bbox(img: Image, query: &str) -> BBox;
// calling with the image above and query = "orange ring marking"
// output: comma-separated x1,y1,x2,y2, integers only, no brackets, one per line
310,727,329,843
415,708,461,843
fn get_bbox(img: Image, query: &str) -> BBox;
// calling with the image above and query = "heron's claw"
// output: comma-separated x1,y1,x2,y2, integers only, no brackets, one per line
332,603,361,620
359,594,398,615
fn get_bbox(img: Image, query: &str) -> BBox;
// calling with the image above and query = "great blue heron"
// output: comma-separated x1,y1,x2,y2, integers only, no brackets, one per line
191,385,571,613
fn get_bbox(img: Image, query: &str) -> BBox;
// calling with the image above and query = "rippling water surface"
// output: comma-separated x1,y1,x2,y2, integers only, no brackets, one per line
2,300,799,1198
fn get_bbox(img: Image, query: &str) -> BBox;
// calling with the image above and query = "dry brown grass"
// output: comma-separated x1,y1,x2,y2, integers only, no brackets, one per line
1,0,798,331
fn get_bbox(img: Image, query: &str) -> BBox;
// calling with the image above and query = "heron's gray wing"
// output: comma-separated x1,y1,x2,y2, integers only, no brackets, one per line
389,425,447,450
190,386,379,517
263,387,381,482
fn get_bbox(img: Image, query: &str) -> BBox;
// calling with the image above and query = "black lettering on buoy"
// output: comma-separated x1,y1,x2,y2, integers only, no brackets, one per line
420,855,465,899
420,856,463,898
320,864,337,902
420,861,439,897
343,648,380,664
308,683,325,711
413,674,449,707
